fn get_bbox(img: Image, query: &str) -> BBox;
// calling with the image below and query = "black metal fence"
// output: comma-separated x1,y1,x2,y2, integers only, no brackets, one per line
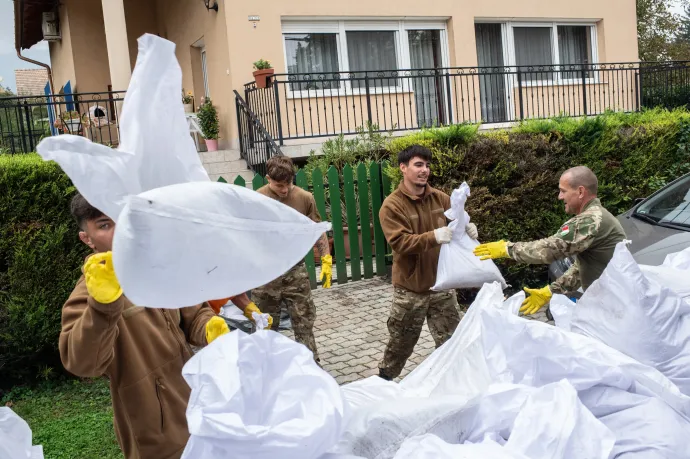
244,61,690,144
0,91,125,154
234,90,282,176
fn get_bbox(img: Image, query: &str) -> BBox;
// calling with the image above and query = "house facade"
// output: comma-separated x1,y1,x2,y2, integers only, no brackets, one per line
14,0,639,155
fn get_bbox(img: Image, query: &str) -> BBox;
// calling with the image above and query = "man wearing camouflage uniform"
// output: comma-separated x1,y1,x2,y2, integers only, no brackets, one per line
474,166,626,315
252,156,332,363
378,145,478,381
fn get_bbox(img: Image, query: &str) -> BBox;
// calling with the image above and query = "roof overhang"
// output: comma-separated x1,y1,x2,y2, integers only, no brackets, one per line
14,0,59,51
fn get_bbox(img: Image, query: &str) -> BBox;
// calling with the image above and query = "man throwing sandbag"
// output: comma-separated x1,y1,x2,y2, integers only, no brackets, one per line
474,166,626,315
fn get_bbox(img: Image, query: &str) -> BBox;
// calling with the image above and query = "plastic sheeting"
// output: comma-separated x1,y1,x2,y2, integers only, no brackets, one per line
432,183,506,291
112,181,331,308
181,331,345,459
36,34,331,308
0,408,43,459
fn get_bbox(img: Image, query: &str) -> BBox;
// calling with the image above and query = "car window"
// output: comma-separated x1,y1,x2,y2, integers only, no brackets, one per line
635,174,690,230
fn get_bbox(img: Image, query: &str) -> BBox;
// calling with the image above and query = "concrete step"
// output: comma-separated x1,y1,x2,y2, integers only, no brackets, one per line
198,149,242,163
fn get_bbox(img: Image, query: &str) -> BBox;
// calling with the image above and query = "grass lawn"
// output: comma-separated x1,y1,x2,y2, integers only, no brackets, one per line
2,378,122,459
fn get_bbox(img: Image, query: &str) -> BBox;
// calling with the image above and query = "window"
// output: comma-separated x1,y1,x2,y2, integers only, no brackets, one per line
281,20,449,95
474,22,597,84
346,31,398,89
284,33,339,91
514,27,554,82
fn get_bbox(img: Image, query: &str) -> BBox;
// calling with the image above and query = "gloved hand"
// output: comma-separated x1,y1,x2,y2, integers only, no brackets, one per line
466,223,478,240
473,240,509,260
520,285,553,315
320,255,333,289
205,316,230,344
84,252,123,304
208,298,230,315
434,226,453,244
243,302,274,328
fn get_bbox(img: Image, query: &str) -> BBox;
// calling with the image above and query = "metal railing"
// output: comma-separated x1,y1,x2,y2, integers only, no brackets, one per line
0,90,125,154
244,61,690,143
234,90,283,176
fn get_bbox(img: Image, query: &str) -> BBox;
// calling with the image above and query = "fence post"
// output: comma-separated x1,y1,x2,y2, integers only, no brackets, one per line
370,162,387,277
581,65,588,116
516,68,524,121
17,103,28,153
357,163,374,279
637,68,644,111
365,74,373,126
445,71,454,125
235,98,245,158
273,81,284,146
296,168,318,289
343,165,362,282
23,101,34,151
327,166,348,285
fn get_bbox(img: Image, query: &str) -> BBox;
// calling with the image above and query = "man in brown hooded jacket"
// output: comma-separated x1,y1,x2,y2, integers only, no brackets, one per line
59,194,234,459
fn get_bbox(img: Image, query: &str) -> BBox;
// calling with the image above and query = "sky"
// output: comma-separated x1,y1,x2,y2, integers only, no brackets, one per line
0,0,51,93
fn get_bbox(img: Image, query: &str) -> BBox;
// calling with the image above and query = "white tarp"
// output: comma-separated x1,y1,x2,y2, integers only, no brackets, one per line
181,331,345,459
432,183,506,290
36,34,331,308
0,408,43,459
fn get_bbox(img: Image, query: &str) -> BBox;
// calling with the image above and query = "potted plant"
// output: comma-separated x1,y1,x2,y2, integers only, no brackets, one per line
54,110,82,134
182,90,194,113
197,98,220,151
253,59,274,89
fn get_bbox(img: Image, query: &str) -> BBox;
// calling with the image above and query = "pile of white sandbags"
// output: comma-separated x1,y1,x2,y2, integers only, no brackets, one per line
181,242,690,459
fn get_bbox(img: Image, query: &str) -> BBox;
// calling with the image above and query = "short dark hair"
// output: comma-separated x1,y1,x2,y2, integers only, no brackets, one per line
266,155,295,182
70,193,104,230
398,145,432,165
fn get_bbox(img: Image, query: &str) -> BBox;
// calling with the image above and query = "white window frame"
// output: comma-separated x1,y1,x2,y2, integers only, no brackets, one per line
281,19,449,99
201,47,210,98
504,21,599,86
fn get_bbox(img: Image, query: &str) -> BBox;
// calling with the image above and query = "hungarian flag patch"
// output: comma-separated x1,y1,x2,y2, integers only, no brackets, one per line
559,224,570,236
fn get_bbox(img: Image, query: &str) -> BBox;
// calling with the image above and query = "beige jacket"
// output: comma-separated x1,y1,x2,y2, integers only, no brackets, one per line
59,274,215,459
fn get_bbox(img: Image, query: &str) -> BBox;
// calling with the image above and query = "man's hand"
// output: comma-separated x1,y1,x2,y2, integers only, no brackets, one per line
466,223,478,240
243,302,273,328
434,227,453,244
205,316,230,344
320,255,333,289
520,286,552,315
84,252,123,304
473,240,509,260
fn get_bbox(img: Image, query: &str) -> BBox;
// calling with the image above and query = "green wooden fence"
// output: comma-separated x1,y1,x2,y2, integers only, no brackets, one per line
218,161,393,288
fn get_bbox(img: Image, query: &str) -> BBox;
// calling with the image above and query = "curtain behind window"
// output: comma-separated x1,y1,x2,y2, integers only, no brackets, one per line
514,27,554,82
346,31,398,89
285,33,339,90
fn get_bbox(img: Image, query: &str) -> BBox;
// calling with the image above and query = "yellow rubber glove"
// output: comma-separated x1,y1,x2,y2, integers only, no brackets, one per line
84,252,123,304
243,302,273,328
320,255,333,289
205,316,230,344
520,285,553,316
473,240,509,261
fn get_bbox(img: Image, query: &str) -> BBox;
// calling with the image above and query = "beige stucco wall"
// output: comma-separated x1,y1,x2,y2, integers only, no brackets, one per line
49,0,111,94
153,0,234,148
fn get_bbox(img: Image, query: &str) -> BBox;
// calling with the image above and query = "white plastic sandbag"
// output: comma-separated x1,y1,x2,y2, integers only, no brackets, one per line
0,408,43,459
37,34,209,221
639,246,690,299
432,183,506,291
571,242,690,395
181,331,345,459
113,181,331,308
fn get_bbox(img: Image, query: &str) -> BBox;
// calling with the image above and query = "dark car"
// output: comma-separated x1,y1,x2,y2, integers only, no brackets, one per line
548,172,690,293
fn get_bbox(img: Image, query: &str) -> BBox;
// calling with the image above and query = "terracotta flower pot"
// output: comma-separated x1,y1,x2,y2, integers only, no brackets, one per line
341,225,376,260
205,139,219,152
253,68,275,89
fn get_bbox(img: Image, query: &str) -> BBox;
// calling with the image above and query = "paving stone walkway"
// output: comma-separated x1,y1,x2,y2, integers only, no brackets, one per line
280,276,551,385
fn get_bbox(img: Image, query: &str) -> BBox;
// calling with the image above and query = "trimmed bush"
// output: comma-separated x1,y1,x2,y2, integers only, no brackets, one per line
385,109,690,289
0,154,87,388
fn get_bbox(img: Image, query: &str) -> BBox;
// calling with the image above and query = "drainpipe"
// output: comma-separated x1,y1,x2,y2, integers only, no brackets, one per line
15,0,55,94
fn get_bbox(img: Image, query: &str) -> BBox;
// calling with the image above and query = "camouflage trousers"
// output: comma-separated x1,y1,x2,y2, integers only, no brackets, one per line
379,287,460,379
252,263,319,362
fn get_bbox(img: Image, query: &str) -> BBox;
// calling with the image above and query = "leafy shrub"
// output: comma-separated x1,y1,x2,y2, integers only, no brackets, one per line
0,154,87,388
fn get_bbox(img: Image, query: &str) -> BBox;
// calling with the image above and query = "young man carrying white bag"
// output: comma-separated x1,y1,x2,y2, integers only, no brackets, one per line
432,182,506,291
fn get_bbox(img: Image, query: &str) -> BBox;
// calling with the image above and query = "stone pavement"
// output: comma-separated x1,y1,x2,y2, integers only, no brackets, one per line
280,276,552,385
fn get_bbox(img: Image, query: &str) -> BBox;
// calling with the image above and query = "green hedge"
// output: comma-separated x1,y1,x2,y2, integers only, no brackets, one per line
0,154,87,388
384,109,690,289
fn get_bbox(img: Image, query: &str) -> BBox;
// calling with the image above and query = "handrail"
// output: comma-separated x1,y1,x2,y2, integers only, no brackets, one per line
233,90,282,175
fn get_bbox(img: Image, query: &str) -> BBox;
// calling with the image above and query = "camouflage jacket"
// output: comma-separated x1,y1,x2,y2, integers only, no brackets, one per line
507,198,626,294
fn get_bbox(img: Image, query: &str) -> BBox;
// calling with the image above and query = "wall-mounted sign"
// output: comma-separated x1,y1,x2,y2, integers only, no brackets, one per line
248,16,260,21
